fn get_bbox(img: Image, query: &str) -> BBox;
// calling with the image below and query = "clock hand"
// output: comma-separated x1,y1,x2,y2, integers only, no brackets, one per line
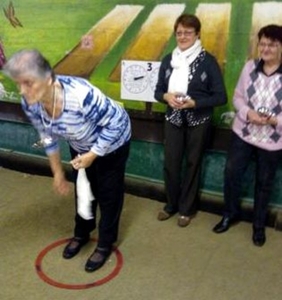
133,75,145,80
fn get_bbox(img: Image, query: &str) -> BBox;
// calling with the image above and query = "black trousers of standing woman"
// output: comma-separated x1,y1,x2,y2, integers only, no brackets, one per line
69,141,130,249
163,120,210,217
223,133,282,229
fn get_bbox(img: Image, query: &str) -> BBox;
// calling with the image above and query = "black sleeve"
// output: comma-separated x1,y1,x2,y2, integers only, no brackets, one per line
191,53,228,109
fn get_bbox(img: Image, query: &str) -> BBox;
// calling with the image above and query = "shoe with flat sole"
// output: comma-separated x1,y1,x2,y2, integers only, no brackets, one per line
63,236,89,259
213,216,239,234
157,210,173,221
177,215,190,227
85,247,112,272
252,228,266,247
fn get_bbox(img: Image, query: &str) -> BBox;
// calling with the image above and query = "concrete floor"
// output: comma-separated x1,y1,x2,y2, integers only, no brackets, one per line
1,167,282,300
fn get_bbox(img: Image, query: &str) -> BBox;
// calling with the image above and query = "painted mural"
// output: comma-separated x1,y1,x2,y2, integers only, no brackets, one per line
0,0,282,127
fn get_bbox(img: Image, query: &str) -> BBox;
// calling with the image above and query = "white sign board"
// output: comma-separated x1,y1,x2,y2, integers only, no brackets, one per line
121,60,160,102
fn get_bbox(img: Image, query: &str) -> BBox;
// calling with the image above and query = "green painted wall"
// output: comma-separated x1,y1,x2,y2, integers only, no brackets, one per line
1,0,282,126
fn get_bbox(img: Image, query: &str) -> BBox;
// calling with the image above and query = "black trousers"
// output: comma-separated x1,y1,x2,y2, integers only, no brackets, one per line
163,120,210,216
70,141,130,248
223,133,282,229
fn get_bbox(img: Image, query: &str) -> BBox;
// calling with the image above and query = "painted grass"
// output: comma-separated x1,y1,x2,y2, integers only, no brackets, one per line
1,0,278,124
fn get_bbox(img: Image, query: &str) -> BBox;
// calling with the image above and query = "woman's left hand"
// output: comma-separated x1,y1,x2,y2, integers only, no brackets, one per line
179,98,196,109
262,115,278,126
70,151,97,170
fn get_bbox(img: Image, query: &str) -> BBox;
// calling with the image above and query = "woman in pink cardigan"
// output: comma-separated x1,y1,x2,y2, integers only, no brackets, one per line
213,24,282,246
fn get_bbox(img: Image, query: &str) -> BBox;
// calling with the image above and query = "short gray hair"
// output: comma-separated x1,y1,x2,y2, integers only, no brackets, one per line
2,49,55,81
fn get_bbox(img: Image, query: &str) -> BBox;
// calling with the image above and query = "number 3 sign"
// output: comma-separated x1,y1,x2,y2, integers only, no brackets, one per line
121,60,160,102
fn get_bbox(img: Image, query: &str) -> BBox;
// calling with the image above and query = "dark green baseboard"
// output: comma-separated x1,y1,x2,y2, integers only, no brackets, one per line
1,148,282,231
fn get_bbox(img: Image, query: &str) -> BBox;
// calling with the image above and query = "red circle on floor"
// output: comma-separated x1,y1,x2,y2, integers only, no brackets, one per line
35,238,123,289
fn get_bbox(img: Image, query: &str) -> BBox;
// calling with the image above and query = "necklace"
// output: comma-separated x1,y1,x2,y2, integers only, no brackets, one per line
32,84,59,149
40,85,57,128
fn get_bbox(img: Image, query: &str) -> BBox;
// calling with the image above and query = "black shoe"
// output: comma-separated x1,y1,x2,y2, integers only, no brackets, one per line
63,236,89,259
85,247,112,272
213,216,239,234
252,228,266,247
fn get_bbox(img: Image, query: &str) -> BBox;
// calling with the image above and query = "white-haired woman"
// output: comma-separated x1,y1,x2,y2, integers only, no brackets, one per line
3,49,131,271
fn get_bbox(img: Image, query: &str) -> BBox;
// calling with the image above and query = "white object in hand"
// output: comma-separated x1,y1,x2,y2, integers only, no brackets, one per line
176,94,191,103
76,168,95,220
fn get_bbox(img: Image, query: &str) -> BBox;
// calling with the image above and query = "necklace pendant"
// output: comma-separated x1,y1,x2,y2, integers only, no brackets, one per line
32,137,53,148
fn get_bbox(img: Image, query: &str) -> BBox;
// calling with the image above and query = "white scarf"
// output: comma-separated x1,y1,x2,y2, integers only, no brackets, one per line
168,39,202,95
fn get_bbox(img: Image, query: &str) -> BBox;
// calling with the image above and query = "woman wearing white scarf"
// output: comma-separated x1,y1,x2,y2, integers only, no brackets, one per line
154,14,227,227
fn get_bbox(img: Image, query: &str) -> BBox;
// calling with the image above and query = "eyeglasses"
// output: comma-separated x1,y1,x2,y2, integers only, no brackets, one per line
257,42,279,49
175,30,196,38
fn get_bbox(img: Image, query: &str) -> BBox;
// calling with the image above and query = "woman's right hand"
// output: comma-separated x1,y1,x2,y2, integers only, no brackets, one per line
247,109,263,125
163,92,184,109
53,173,71,196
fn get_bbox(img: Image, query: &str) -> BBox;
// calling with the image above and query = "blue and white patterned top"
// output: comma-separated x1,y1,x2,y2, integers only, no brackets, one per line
21,75,131,156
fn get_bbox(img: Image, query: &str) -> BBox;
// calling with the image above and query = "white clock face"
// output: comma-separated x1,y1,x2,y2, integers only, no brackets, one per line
149,67,160,92
123,64,148,94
